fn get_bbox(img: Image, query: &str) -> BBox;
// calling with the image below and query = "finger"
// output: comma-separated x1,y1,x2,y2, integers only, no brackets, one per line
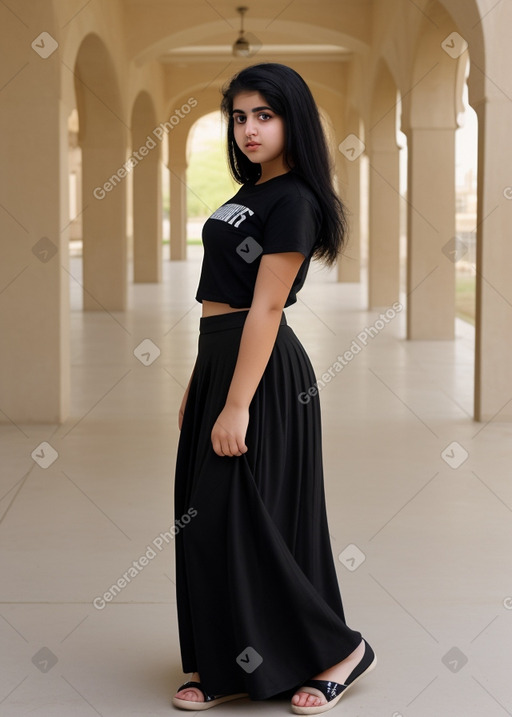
213,432,233,457
222,438,237,457
211,433,224,456
227,437,243,457
231,437,247,455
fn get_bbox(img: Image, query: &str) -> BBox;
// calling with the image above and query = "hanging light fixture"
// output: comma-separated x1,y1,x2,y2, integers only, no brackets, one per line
232,6,251,57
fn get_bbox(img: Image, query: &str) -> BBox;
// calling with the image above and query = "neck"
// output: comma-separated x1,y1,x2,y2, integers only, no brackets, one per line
256,161,290,184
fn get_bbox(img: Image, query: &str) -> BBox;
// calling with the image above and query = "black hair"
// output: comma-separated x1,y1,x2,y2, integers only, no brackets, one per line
221,63,346,266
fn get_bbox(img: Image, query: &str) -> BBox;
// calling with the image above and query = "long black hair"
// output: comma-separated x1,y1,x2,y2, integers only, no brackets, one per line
221,63,347,266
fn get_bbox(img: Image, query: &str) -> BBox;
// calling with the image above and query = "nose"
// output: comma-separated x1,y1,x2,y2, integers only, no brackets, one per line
245,118,257,137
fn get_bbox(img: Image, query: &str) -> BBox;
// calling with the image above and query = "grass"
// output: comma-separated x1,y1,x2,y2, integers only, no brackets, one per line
456,274,475,325
162,239,202,245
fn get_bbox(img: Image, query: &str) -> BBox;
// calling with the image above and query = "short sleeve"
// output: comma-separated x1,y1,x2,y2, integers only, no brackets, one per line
261,194,320,258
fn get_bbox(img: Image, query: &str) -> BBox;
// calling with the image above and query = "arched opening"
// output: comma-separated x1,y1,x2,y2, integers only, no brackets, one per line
397,94,408,304
185,110,237,254
131,91,163,283
454,61,478,325
67,108,83,310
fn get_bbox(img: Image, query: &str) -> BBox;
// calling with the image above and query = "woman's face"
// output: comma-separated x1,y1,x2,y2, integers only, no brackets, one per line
231,91,287,172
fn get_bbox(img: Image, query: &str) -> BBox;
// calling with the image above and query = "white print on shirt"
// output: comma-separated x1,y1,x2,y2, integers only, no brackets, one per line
210,203,254,228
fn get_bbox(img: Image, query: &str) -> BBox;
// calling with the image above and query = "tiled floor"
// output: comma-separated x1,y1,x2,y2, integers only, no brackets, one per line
1,248,511,716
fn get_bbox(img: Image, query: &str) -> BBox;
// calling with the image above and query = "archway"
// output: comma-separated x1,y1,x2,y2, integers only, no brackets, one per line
400,0,467,340
368,60,401,308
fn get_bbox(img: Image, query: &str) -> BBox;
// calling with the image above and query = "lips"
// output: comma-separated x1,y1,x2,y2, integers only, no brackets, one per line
245,142,260,148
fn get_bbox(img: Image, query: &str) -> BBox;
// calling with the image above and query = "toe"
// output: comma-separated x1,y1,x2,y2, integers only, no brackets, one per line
291,692,305,707
306,693,321,707
176,688,203,702
292,691,325,708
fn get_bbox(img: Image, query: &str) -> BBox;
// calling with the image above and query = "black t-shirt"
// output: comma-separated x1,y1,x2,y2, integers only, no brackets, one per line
195,171,322,308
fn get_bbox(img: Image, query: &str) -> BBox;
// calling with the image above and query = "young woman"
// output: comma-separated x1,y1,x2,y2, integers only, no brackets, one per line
172,63,376,714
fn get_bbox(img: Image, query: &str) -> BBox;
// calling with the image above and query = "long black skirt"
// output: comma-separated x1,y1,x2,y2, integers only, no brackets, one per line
174,310,362,700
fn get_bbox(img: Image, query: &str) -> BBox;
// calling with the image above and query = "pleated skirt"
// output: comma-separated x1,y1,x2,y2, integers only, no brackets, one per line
174,310,362,700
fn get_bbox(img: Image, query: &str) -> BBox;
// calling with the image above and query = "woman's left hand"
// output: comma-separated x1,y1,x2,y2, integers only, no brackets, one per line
211,404,250,457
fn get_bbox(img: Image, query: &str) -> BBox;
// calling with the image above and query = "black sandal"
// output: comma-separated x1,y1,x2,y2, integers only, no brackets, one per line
172,681,248,711
291,640,377,714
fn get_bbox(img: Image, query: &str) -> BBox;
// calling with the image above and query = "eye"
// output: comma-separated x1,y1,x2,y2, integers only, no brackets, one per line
258,112,272,121
233,114,246,124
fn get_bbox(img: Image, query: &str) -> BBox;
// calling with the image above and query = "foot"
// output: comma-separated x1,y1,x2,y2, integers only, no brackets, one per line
172,675,248,711
174,672,204,703
292,639,366,709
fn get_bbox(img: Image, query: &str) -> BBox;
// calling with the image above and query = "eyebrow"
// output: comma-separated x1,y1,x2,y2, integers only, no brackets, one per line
232,106,273,114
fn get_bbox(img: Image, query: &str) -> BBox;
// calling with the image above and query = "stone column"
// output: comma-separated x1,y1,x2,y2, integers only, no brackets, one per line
338,154,362,282
405,127,456,339
82,144,128,309
338,111,362,282
133,142,162,282
0,58,70,422
368,140,400,307
169,163,187,261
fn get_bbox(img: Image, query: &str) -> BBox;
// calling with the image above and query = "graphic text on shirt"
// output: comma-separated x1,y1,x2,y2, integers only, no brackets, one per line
210,203,254,228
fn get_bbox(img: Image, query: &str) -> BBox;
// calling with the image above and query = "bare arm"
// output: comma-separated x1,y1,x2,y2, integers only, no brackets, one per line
211,251,305,457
